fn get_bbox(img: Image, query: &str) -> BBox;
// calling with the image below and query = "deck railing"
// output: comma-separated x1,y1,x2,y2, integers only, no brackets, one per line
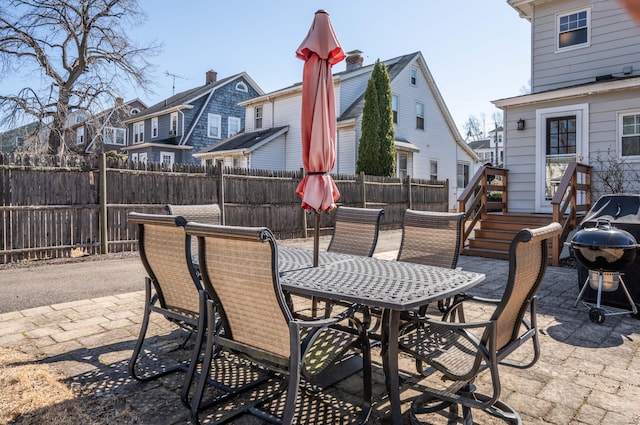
457,165,508,250
550,162,592,265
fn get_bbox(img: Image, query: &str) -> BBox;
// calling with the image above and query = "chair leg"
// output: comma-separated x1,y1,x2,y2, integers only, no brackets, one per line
190,300,217,425
128,278,154,380
181,291,208,408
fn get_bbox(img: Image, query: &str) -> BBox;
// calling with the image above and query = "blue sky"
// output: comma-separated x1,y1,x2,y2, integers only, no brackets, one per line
2,0,531,135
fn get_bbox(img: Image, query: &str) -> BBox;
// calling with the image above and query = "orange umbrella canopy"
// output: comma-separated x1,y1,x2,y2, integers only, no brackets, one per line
295,10,345,212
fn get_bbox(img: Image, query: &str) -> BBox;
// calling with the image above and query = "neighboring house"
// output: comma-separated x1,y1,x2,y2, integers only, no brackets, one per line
0,121,43,153
467,126,504,167
66,98,147,155
196,51,477,210
494,0,640,213
122,70,263,166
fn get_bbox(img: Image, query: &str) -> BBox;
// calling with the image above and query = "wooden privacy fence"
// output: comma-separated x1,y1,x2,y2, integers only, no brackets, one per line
0,153,449,263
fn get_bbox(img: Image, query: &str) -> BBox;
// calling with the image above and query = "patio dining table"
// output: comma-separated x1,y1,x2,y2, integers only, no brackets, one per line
277,245,486,424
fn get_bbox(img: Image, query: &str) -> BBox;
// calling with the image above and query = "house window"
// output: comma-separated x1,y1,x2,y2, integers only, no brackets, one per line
398,154,407,179
392,95,398,124
233,156,243,168
15,136,25,147
75,114,85,123
457,162,470,188
620,112,640,157
235,82,248,92
160,151,175,167
557,9,590,50
103,127,126,145
151,117,158,138
546,116,576,155
76,127,84,145
410,68,417,86
430,160,438,180
139,152,148,164
170,112,178,136
133,122,144,144
130,153,138,162
208,113,221,138
228,117,241,137
255,106,263,129
416,102,425,130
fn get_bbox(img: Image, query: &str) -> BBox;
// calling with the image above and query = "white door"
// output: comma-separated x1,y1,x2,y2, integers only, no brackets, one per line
535,104,589,213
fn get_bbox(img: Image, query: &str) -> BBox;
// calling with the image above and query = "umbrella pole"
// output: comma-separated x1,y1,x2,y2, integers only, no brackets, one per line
313,211,320,267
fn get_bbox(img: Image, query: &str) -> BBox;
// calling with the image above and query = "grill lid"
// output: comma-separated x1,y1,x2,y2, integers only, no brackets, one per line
569,219,639,271
571,219,638,249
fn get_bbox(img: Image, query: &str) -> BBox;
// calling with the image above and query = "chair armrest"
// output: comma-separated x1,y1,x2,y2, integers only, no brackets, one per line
293,303,361,329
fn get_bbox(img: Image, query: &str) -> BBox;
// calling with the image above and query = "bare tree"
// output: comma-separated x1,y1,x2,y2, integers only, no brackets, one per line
0,0,160,155
591,149,640,200
463,115,484,141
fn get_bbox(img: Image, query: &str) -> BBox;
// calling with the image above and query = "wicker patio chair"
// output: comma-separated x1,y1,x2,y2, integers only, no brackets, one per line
398,222,561,425
397,209,465,314
185,223,372,425
166,203,221,225
166,204,221,261
316,206,384,318
127,212,206,408
327,206,384,257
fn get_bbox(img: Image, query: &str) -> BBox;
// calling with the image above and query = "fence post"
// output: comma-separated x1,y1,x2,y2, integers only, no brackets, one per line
406,175,412,210
300,168,307,238
99,153,108,254
217,160,225,224
360,171,366,208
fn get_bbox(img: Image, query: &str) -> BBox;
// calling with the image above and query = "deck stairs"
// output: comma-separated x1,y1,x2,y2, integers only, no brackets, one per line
462,213,556,260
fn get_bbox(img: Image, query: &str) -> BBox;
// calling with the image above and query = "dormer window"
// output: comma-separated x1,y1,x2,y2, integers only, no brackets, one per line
557,8,590,51
235,82,248,92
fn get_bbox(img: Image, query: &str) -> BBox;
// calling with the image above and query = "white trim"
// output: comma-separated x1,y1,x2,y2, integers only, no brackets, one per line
103,127,126,146
133,121,144,144
228,117,241,137
555,7,591,53
160,151,175,167
535,103,589,213
617,109,640,162
207,113,221,138
151,117,158,138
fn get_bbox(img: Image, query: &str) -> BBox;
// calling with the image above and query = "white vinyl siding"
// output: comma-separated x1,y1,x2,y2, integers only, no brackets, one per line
531,1,640,93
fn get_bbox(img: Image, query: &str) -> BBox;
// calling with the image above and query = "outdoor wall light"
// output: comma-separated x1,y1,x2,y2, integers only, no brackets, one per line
517,118,525,131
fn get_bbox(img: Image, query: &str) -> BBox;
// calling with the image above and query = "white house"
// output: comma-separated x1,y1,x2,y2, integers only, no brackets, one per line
494,0,640,213
467,126,504,167
195,51,478,210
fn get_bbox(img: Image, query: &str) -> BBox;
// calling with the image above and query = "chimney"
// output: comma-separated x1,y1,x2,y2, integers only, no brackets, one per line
346,50,364,71
115,97,124,105
206,69,217,84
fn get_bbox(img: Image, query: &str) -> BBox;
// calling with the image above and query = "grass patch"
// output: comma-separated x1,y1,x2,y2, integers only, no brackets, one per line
0,348,138,424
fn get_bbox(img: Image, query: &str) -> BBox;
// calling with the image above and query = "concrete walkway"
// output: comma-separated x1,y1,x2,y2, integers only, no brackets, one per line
1,230,639,424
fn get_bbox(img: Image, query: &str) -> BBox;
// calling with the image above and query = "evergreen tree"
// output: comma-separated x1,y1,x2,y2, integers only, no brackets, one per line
356,76,381,175
356,60,395,176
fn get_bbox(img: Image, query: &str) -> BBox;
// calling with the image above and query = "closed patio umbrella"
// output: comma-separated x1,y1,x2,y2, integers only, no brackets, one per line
296,10,345,266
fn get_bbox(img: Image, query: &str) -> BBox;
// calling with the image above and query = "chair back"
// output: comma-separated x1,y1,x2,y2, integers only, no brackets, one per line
327,206,384,257
397,209,465,269
488,222,561,351
128,212,201,318
185,223,293,360
166,204,221,225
